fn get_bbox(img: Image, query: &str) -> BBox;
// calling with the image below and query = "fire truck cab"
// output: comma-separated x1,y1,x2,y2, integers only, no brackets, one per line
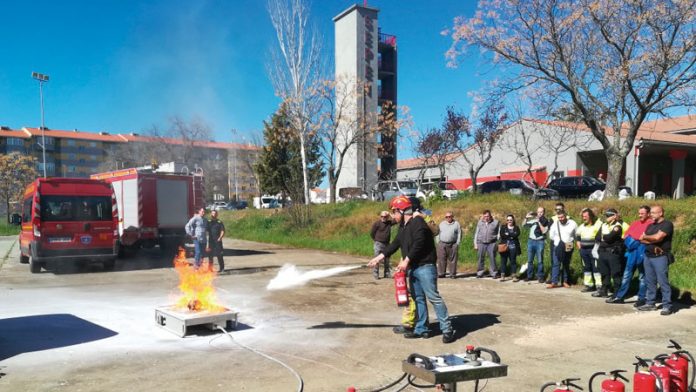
18,178,119,273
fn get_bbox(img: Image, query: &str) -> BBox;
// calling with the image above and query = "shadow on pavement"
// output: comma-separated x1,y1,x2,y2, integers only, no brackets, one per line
450,313,501,339
0,314,117,361
307,321,395,329
223,249,274,257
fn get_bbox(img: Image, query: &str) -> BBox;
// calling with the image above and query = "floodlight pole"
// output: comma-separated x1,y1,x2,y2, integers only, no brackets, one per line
32,72,49,178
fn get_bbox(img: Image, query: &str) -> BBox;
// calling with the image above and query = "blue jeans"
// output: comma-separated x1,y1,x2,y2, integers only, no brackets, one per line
551,242,572,284
194,238,207,268
409,264,452,335
643,254,671,310
526,239,545,279
615,248,646,300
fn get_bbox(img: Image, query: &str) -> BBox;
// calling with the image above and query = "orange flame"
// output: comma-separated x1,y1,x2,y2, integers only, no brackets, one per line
173,247,225,313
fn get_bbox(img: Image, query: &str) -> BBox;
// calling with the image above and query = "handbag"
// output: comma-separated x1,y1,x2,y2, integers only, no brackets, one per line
497,242,509,253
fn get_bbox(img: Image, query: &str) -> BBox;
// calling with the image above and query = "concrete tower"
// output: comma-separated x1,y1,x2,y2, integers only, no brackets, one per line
333,4,380,192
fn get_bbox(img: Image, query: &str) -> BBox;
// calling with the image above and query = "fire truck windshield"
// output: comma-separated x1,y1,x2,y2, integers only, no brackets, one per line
41,196,112,222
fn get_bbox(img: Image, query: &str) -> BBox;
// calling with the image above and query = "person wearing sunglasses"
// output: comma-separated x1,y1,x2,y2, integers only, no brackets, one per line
498,214,521,282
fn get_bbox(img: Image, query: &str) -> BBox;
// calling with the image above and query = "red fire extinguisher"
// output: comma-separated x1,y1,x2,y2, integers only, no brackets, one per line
394,270,409,307
589,370,628,392
540,378,584,391
663,340,695,392
633,356,664,392
651,355,672,392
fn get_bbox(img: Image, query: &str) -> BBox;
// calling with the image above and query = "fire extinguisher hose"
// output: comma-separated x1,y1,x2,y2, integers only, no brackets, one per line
216,326,304,392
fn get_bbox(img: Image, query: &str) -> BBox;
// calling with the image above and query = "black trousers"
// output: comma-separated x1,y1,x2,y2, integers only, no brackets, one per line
598,249,623,293
208,242,224,271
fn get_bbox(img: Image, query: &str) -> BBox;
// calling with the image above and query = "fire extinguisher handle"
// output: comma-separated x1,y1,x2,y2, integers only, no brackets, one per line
668,339,682,350
563,378,583,390
609,369,629,382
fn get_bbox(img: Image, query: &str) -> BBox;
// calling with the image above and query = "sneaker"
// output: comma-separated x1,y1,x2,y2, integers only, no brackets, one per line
500,275,508,281
442,331,456,344
637,304,657,312
633,299,647,308
660,308,673,316
450,274,457,279
438,274,445,278
404,331,430,339
392,325,413,334
592,290,609,298
606,297,625,304
492,274,501,279
546,283,561,289
476,274,484,279
538,278,545,283
384,272,391,279
512,276,520,282
581,286,596,293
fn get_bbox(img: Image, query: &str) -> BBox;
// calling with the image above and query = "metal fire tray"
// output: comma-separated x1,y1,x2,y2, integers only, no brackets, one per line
155,305,238,337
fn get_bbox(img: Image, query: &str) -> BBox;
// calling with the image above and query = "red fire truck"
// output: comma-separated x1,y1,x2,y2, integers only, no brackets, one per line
18,178,119,273
91,163,205,254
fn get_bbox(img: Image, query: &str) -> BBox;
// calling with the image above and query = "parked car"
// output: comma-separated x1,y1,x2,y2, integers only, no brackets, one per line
337,187,369,202
546,176,603,198
479,179,559,200
419,182,459,199
225,200,248,210
371,180,418,201
208,201,229,211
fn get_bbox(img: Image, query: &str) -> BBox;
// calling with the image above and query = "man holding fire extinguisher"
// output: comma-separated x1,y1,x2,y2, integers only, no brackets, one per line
368,196,455,344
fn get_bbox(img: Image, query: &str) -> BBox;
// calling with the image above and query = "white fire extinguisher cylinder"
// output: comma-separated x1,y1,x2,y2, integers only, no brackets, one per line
394,270,409,307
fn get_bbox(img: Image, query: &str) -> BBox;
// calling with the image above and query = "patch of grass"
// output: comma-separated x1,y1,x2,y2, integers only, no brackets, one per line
0,221,20,236
222,195,696,293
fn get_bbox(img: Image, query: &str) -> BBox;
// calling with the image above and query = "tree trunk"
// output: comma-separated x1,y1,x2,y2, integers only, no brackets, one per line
605,152,624,198
469,168,478,193
329,172,337,204
298,133,310,205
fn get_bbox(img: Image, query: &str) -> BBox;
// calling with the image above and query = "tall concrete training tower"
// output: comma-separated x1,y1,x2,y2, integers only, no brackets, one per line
333,4,398,194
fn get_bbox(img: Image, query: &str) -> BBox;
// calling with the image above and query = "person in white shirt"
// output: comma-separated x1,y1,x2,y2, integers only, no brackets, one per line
547,211,578,288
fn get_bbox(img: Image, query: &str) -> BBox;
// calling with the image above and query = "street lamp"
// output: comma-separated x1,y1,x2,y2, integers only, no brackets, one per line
32,71,49,178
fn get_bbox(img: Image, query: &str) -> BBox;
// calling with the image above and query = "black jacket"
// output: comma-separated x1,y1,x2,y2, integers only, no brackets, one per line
381,216,436,267
499,224,522,255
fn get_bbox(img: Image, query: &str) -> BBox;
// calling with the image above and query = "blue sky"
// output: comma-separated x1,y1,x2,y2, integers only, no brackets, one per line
0,1,481,155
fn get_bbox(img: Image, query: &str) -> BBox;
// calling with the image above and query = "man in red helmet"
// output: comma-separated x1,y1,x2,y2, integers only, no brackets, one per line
368,196,455,343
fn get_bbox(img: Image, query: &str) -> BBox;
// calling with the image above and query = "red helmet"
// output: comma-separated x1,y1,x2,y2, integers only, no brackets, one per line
389,195,412,211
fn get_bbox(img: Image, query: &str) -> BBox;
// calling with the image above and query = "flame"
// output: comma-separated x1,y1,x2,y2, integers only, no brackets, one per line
173,247,225,313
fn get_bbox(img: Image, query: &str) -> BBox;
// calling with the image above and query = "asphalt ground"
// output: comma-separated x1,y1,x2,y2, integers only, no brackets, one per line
1,235,695,391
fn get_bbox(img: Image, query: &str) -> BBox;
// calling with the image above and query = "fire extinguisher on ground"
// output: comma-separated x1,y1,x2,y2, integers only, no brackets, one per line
540,378,584,391
634,356,664,392
662,340,696,392
394,270,409,307
651,355,672,392
589,370,629,392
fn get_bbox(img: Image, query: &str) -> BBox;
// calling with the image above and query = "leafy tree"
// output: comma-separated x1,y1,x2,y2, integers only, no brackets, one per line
255,106,324,204
446,0,696,197
0,153,38,222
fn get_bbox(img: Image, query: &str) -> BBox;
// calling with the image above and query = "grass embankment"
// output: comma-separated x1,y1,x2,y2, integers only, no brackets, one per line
0,221,20,236
221,194,696,294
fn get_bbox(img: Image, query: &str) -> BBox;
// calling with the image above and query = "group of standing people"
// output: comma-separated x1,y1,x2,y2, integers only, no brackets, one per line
472,202,675,315
185,207,226,272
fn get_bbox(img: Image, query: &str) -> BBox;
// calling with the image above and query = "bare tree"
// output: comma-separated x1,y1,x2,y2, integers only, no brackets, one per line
267,0,324,205
446,0,696,197
313,76,402,203
415,126,456,185
447,104,508,192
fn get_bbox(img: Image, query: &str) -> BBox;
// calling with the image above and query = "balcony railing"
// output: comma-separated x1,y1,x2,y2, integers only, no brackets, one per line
379,33,396,47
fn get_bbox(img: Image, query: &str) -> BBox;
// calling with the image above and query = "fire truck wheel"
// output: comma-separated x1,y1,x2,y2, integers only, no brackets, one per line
103,259,116,271
20,253,29,264
29,256,43,273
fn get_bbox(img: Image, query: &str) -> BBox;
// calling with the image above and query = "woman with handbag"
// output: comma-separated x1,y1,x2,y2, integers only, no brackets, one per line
498,214,522,281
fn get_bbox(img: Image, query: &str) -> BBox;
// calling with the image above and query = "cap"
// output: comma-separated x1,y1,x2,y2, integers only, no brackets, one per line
604,208,618,216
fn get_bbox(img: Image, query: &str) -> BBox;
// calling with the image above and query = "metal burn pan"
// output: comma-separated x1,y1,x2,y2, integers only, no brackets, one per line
155,305,238,337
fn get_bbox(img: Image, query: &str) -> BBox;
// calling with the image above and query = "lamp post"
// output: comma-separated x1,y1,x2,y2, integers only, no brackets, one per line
32,71,49,178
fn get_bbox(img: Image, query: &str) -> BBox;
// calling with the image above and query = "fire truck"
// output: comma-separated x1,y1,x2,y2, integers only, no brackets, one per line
91,163,205,254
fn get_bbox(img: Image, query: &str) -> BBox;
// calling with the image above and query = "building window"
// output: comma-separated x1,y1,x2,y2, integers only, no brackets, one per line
79,159,85,164
67,165,76,173
67,140,76,146
90,155,97,161
44,137,55,146
7,137,24,146
69,153,77,160
90,142,97,148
